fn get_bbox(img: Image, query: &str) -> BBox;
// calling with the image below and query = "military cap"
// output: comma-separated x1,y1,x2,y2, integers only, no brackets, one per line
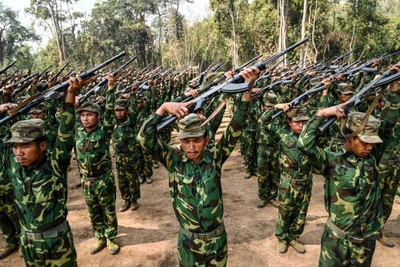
178,113,207,139
345,112,382,143
30,103,46,114
200,72,224,90
7,119,45,143
309,78,321,86
114,98,129,110
263,93,278,107
337,82,355,95
77,102,102,114
286,106,310,122
136,92,145,102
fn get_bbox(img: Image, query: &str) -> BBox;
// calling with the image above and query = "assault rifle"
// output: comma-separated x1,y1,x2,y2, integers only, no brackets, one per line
79,55,136,105
0,72,40,95
333,47,359,63
0,60,17,75
11,65,53,96
156,38,309,131
317,65,400,132
251,78,293,99
50,62,70,82
0,51,127,126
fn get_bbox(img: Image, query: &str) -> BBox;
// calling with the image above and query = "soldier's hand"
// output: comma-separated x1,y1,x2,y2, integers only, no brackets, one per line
317,102,347,118
240,67,260,84
0,103,17,113
67,75,84,95
274,103,291,112
107,73,116,90
156,101,194,118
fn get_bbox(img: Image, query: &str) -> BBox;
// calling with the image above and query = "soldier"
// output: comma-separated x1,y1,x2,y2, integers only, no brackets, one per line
297,68,399,266
112,97,141,212
0,76,82,266
256,93,280,208
137,67,259,266
75,73,119,255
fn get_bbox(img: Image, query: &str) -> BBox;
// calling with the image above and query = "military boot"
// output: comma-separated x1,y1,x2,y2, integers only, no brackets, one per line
290,240,306,254
146,177,153,184
378,235,395,248
256,199,267,208
90,237,106,254
269,199,279,208
277,241,288,253
244,171,252,179
0,244,18,259
153,162,159,169
139,178,145,184
107,239,120,255
131,200,139,211
119,200,131,212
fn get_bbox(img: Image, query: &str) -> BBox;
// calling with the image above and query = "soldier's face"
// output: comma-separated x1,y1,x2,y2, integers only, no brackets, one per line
80,111,100,130
288,120,307,135
31,112,46,120
12,141,46,166
338,93,353,103
180,136,210,165
347,137,374,157
115,109,128,120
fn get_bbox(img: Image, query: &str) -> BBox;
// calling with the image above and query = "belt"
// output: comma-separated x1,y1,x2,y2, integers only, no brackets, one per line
180,223,225,240
21,221,68,241
280,175,312,185
326,218,381,244
83,169,111,182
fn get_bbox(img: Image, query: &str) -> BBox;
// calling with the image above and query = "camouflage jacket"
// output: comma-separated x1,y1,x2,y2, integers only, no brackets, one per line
262,108,313,180
3,103,75,233
138,101,249,233
112,96,139,156
297,91,400,238
75,90,114,177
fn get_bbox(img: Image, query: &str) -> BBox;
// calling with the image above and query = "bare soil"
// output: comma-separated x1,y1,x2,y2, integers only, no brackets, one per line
1,112,400,267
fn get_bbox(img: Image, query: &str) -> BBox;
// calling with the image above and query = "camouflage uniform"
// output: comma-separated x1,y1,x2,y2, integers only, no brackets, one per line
297,90,399,267
112,98,141,209
257,93,280,206
75,99,118,243
3,108,77,266
138,101,249,267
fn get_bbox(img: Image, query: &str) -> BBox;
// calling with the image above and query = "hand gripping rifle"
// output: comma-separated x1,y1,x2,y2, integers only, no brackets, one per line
49,62,70,82
0,51,127,126
318,64,400,133
0,72,40,95
156,38,309,131
0,60,17,75
79,55,136,105
11,65,53,96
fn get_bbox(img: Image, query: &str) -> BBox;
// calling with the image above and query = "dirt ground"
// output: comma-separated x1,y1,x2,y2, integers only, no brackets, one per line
1,112,400,267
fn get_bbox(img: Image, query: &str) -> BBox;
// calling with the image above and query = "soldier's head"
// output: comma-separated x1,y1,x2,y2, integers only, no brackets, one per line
114,98,129,120
343,112,381,157
30,103,46,120
136,92,146,109
7,119,47,166
337,83,354,103
262,93,278,112
77,102,102,131
286,106,310,135
178,113,210,165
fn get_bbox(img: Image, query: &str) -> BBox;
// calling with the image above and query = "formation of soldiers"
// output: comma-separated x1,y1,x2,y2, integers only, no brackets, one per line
0,46,399,267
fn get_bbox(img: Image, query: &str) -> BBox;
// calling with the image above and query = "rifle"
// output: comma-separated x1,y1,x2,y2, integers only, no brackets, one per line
156,38,309,131
0,51,127,126
0,72,40,95
318,65,400,133
11,65,53,96
333,47,359,63
79,55,136,105
50,62,70,82
0,60,17,75
251,78,293,99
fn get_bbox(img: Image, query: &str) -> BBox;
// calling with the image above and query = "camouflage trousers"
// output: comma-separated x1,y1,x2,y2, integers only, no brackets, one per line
318,224,376,267
275,177,312,242
20,222,77,267
378,157,400,223
257,148,280,201
242,129,258,173
177,231,227,267
82,171,118,240
136,143,153,180
0,193,20,246
115,154,141,201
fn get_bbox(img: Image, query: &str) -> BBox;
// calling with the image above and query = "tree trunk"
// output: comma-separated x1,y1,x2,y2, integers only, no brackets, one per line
349,0,359,63
279,0,287,64
311,0,318,62
300,0,308,67
229,8,238,67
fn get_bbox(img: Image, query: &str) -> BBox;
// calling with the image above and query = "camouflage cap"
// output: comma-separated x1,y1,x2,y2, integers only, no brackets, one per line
263,93,278,107
30,103,46,114
178,113,207,139
286,106,310,122
345,112,382,143
200,72,224,90
337,82,355,95
309,78,321,86
114,98,129,110
7,119,45,143
136,92,145,103
77,102,102,114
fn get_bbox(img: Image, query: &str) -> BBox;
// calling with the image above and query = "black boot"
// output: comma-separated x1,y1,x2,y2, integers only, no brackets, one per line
119,200,131,212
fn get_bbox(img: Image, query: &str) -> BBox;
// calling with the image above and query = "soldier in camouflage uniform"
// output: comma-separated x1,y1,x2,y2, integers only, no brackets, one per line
256,93,280,208
138,67,259,267
297,71,400,267
75,73,119,255
112,97,141,212
0,76,82,266
263,105,312,254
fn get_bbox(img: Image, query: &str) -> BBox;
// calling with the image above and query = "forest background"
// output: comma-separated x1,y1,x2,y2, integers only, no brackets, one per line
0,0,400,73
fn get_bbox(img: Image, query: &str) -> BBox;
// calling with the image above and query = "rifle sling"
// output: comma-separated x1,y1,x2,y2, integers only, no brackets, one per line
340,88,385,139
